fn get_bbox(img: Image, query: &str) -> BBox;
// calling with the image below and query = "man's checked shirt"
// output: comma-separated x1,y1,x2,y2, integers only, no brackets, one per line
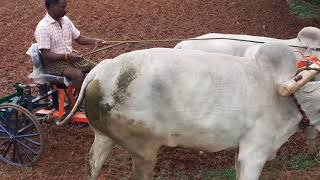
35,13,80,54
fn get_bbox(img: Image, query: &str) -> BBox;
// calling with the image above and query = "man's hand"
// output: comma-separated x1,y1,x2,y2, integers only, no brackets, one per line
75,35,107,46
94,38,107,47
67,52,83,62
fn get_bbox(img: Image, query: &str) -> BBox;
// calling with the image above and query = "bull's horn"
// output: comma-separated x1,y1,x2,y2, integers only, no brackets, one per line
278,63,320,96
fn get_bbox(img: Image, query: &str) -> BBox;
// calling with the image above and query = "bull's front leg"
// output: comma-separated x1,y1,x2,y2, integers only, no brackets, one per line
129,142,160,180
235,152,240,180
131,153,157,180
238,138,272,180
304,126,317,155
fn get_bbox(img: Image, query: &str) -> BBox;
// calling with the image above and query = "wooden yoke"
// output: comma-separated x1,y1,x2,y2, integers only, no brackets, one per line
278,55,320,96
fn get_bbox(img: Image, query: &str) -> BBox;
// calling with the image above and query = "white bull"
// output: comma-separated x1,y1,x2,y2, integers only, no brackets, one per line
62,42,320,180
175,26,320,156
174,26,320,58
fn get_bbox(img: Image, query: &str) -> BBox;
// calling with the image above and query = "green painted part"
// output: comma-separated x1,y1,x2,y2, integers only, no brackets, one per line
0,93,21,104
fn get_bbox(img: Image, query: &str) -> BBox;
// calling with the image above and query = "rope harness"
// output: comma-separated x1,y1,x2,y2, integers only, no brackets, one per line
290,94,310,130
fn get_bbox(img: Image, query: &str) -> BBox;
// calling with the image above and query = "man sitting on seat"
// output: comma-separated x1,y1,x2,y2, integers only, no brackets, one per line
35,0,105,90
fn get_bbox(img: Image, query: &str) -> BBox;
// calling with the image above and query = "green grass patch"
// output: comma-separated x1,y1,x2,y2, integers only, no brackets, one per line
155,154,320,179
285,154,320,170
288,0,320,18
21,167,33,173
201,169,236,180
265,153,320,172
155,176,166,180
200,154,319,180
175,172,189,180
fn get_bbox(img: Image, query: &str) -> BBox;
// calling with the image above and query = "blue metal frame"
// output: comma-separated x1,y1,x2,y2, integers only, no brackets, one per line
0,83,59,113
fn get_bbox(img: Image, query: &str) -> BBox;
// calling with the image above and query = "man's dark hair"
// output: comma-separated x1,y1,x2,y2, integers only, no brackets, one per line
45,0,60,9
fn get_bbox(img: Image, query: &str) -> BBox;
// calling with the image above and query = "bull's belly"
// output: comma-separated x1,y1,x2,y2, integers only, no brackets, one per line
104,110,246,153
165,130,239,152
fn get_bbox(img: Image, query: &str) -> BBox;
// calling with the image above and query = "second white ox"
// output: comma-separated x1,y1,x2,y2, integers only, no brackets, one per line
174,26,320,58
174,26,320,155
63,42,320,180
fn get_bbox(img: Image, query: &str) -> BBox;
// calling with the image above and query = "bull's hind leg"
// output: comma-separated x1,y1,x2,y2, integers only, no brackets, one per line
87,131,114,180
130,145,159,180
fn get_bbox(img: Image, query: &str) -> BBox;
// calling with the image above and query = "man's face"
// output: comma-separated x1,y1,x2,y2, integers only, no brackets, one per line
51,0,67,19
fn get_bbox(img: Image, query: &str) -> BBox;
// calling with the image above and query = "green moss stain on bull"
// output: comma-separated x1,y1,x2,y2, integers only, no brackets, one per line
112,64,138,107
84,80,113,129
84,80,104,126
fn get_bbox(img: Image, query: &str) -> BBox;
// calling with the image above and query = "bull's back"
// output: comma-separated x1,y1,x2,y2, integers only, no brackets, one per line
174,33,282,56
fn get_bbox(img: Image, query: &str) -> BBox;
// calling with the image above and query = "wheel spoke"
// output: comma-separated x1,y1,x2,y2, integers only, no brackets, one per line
15,139,39,155
17,143,32,162
0,125,10,135
16,143,24,164
15,133,40,138
13,142,23,164
17,123,34,134
0,137,10,139
0,130,9,137
11,143,16,162
20,137,41,146
17,142,24,164
0,126,10,143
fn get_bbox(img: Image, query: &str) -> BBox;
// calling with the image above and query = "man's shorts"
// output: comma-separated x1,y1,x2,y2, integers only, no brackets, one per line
44,59,96,76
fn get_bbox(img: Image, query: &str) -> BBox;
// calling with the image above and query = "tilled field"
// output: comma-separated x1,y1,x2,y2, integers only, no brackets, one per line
0,0,320,179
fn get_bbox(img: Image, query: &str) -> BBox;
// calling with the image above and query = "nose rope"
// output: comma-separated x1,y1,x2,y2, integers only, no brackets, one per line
290,94,310,130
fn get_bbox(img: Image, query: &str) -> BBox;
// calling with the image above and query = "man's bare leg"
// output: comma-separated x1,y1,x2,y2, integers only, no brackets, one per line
63,67,85,91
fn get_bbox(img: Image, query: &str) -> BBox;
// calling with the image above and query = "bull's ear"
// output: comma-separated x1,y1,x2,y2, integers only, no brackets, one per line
255,42,296,83
297,27,320,48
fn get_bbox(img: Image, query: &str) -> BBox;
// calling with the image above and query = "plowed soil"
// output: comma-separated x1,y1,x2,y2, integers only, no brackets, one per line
0,0,320,179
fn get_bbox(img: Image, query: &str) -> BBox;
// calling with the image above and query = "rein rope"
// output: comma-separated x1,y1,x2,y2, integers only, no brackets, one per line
83,37,320,57
102,37,320,51
83,42,126,58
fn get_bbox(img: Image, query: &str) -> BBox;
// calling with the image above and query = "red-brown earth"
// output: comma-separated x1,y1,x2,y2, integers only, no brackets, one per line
0,0,320,179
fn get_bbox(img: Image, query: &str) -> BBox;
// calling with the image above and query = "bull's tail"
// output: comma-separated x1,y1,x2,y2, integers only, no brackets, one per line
56,67,97,126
